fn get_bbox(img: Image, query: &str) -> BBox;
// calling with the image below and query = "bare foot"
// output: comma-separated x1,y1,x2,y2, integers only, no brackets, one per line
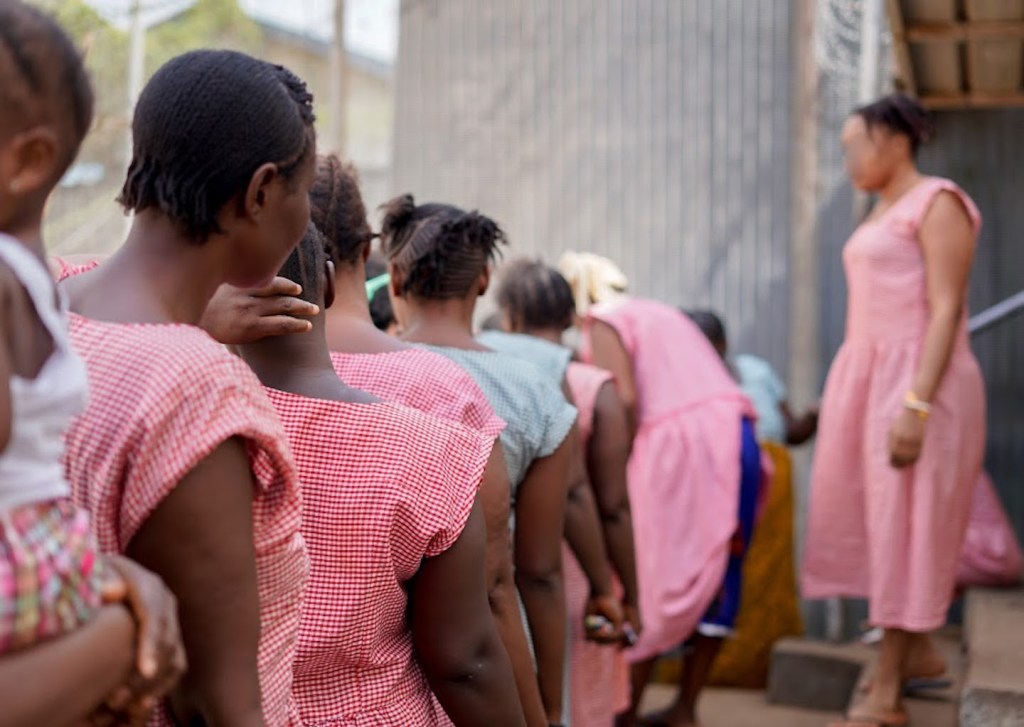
860,633,949,693
846,680,908,726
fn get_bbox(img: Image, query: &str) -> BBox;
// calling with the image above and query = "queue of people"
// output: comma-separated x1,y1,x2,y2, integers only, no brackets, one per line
0,4,1006,727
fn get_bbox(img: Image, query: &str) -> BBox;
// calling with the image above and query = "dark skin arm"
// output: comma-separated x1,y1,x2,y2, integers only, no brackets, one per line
587,320,638,443
126,438,265,727
412,499,526,726
588,381,641,634
561,409,623,644
781,401,819,446
890,191,977,468
480,446,549,727
514,440,571,725
0,605,135,727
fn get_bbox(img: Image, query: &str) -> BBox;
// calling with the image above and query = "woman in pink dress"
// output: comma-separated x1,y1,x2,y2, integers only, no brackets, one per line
560,254,763,727
802,93,986,726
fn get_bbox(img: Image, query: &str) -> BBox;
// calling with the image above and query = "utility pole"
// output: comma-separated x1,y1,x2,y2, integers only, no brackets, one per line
126,0,145,163
124,0,146,237
328,0,348,157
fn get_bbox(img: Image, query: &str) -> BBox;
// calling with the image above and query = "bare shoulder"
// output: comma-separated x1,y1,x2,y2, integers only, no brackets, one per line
921,189,974,235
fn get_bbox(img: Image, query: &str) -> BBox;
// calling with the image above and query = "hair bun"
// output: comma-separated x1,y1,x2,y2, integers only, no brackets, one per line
380,194,417,238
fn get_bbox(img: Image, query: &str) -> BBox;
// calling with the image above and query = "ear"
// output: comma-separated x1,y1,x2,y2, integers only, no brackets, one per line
243,162,279,222
477,266,491,298
6,127,61,197
324,260,336,309
387,262,402,298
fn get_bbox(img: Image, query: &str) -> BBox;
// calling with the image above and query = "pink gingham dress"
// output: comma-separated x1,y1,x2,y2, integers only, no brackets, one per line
265,388,491,727
331,349,505,438
62,316,308,726
803,178,986,631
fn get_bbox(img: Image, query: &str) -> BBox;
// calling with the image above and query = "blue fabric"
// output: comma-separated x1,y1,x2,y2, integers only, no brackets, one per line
699,418,761,634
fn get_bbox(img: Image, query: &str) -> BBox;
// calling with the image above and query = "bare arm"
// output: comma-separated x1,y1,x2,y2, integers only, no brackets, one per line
514,440,571,725
479,445,548,727
588,382,640,624
0,605,135,727
890,191,977,468
126,438,265,727
780,401,819,446
588,320,638,442
912,191,977,401
412,499,526,726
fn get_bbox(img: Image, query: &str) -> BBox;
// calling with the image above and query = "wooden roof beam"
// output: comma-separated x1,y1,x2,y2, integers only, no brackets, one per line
886,0,917,95
906,21,1024,42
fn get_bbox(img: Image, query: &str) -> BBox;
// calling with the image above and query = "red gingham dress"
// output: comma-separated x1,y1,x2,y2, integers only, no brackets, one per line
264,387,491,727
330,349,505,438
62,315,308,727
563,362,630,725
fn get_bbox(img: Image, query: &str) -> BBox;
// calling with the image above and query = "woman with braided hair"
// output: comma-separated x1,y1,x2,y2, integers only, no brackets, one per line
58,49,316,726
198,156,551,726
379,195,601,727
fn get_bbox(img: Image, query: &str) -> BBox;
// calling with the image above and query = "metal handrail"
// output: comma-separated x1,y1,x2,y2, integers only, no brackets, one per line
969,290,1024,335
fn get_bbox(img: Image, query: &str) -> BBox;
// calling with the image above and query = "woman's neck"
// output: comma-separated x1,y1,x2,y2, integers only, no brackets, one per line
324,263,408,353
64,212,229,325
878,162,922,205
400,297,485,351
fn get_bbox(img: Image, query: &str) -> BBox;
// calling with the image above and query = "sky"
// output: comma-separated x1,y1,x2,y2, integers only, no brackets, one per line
85,0,399,62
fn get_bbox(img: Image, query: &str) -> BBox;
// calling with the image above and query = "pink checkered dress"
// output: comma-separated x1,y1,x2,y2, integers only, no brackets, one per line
330,349,505,438
265,387,490,727
62,316,308,727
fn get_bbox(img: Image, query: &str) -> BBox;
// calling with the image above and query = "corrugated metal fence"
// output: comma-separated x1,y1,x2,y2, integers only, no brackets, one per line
392,0,796,372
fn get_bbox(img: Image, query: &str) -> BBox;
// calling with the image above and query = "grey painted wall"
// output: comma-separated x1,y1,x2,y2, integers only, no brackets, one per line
392,0,796,372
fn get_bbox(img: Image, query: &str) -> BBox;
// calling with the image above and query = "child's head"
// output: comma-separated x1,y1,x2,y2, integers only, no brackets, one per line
119,49,317,287
379,194,506,302
310,154,376,270
0,1,94,236
495,258,576,334
687,309,728,358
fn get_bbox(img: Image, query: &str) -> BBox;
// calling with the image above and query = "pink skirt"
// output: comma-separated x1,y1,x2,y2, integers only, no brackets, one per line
0,499,104,652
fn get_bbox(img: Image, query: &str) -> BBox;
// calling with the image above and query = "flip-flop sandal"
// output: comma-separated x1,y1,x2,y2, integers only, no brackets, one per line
902,676,954,695
857,674,953,696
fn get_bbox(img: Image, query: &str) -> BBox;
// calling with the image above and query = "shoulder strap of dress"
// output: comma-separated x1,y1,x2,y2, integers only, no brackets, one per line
0,234,67,343
905,177,982,235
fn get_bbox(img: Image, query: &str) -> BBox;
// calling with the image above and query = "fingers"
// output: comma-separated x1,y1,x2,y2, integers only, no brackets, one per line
247,315,314,340
250,276,303,298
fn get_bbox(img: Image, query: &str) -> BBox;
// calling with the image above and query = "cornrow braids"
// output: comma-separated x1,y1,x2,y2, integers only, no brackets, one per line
495,258,575,332
0,1,94,170
309,153,376,267
118,50,316,243
278,220,327,305
380,194,506,300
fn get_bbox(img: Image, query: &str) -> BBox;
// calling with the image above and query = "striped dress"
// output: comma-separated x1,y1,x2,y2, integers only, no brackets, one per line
62,316,308,727
266,388,492,726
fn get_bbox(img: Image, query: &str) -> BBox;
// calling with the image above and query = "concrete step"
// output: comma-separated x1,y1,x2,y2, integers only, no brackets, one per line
767,631,962,718
767,637,873,712
961,587,1024,727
